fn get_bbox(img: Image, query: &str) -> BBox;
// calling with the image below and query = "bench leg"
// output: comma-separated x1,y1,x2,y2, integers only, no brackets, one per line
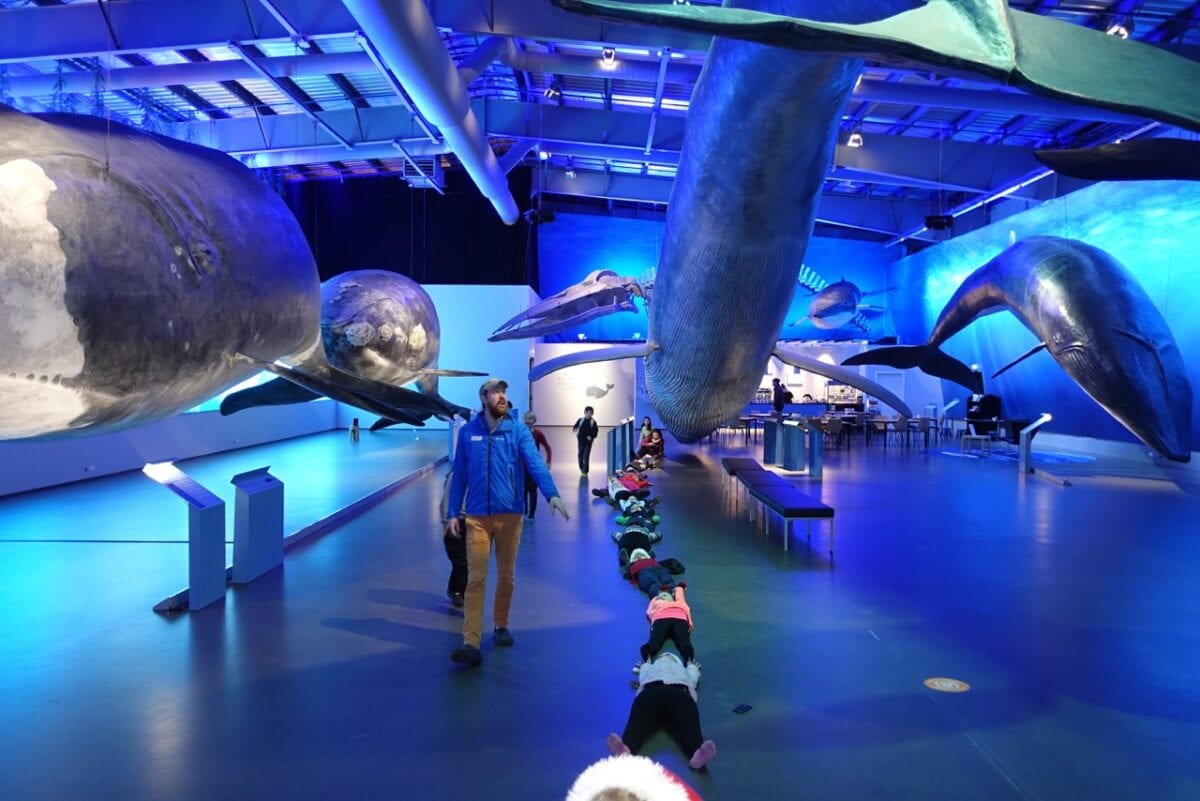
784,516,789,552
829,518,834,556
806,519,811,545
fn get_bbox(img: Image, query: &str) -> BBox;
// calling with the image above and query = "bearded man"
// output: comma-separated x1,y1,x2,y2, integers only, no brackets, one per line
446,378,570,666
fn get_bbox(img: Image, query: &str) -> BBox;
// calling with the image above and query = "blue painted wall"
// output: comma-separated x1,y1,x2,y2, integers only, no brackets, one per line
889,180,1200,451
538,213,895,342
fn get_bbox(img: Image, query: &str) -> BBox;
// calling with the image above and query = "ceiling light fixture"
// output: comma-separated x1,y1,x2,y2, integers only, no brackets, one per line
565,167,577,179
847,127,864,148
1106,17,1131,38
538,149,551,161
601,47,617,69
544,83,561,99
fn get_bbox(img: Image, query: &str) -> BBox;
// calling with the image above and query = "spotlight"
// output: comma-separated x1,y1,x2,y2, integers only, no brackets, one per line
601,46,617,69
577,332,587,341
565,168,577,179
847,128,864,148
924,214,953,231
538,149,551,161
1106,17,1131,38
673,0,690,5
543,83,561,99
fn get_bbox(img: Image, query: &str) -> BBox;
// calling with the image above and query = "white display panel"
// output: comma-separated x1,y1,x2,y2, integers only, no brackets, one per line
530,343,636,427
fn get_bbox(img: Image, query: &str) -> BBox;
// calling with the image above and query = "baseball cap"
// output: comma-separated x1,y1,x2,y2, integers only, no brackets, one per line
479,377,508,394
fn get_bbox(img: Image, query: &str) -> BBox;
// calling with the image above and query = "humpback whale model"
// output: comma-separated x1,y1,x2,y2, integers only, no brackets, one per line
220,270,480,427
498,0,1200,443
0,109,462,439
843,237,1192,462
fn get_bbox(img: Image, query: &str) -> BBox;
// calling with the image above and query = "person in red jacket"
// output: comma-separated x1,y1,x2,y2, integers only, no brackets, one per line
641,586,694,665
522,411,552,520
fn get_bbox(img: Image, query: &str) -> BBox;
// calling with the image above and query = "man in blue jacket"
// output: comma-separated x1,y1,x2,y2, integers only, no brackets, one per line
447,378,569,666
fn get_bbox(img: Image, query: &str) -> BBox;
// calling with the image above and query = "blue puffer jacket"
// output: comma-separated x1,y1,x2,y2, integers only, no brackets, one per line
447,410,560,516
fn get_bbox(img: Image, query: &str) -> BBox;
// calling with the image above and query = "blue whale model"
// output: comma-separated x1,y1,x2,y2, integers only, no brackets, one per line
843,237,1193,462
0,109,460,439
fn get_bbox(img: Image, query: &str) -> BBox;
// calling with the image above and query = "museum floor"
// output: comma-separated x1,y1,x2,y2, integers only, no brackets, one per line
0,426,1197,801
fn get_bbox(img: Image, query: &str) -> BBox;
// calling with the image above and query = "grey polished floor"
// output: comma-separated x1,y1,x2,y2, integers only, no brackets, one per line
0,427,1197,801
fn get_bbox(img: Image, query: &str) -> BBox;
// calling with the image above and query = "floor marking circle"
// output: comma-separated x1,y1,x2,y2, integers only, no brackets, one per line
924,677,971,693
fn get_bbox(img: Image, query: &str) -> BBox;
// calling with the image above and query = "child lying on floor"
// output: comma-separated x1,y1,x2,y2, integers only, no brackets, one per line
606,652,716,771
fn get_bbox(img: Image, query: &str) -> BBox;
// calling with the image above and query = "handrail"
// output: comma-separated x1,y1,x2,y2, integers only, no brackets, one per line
1018,413,1054,475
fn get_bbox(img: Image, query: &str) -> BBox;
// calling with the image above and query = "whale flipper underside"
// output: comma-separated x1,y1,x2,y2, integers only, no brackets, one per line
219,378,321,416
1035,140,1200,182
553,0,1200,135
773,346,913,418
843,345,983,394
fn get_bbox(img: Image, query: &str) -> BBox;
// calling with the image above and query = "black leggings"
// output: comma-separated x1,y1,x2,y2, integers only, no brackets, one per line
622,682,703,757
641,618,694,664
524,474,538,517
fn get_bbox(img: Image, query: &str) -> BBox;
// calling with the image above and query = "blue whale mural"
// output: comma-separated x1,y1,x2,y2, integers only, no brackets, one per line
0,109,462,439
843,237,1193,462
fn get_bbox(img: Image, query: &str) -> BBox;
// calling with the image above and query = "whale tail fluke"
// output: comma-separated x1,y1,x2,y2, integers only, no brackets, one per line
219,377,321,416
843,345,982,393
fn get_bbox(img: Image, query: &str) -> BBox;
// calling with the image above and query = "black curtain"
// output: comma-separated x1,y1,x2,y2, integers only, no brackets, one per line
284,167,538,289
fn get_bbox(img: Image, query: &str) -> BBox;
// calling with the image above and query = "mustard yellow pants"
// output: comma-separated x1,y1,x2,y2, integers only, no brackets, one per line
462,513,524,648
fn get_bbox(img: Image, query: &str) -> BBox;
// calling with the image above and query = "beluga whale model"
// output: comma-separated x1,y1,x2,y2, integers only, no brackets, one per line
496,0,1200,443
842,237,1192,462
0,108,463,440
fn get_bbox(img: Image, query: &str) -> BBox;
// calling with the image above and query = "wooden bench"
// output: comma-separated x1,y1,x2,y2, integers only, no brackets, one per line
730,461,836,553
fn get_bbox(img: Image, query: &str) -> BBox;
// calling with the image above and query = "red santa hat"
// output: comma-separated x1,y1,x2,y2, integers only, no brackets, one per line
565,755,702,801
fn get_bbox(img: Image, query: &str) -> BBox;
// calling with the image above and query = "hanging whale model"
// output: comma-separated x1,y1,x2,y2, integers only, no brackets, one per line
495,0,1200,443
0,108,464,439
220,270,480,427
790,277,888,334
842,237,1192,462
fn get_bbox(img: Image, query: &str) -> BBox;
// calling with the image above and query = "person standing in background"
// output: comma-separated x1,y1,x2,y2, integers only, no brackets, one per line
522,411,552,520
572,405,599,476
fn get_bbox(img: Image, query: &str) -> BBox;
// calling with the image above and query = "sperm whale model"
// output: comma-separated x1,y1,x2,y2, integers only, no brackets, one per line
0,108,461,439
220,270,480,427
500,0,1200,443
843,237,1192,462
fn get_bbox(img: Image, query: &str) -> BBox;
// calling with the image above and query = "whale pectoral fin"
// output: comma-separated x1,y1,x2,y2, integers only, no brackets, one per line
774,346,913,418
843,345,982,393
554,1,1200,134
552,0,1016,78
1035,140,1200,182
530,344,654,382
992,342,1047,379
219,377,322,416
789,315,811,328
238,354,465,425
417,368,488,377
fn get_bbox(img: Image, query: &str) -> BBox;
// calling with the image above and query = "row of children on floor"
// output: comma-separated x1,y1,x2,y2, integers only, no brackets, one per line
591,460,717,774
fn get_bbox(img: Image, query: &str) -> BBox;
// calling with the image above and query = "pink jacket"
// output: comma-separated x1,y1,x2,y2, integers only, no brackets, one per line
645,586,692,630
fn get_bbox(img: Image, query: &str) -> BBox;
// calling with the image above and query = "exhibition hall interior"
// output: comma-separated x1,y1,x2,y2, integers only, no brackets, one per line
2,1,1199,799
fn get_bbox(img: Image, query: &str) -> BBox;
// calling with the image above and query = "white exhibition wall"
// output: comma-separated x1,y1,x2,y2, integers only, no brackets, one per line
530,343,636,427
420,284,540,425
0,401,337,497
